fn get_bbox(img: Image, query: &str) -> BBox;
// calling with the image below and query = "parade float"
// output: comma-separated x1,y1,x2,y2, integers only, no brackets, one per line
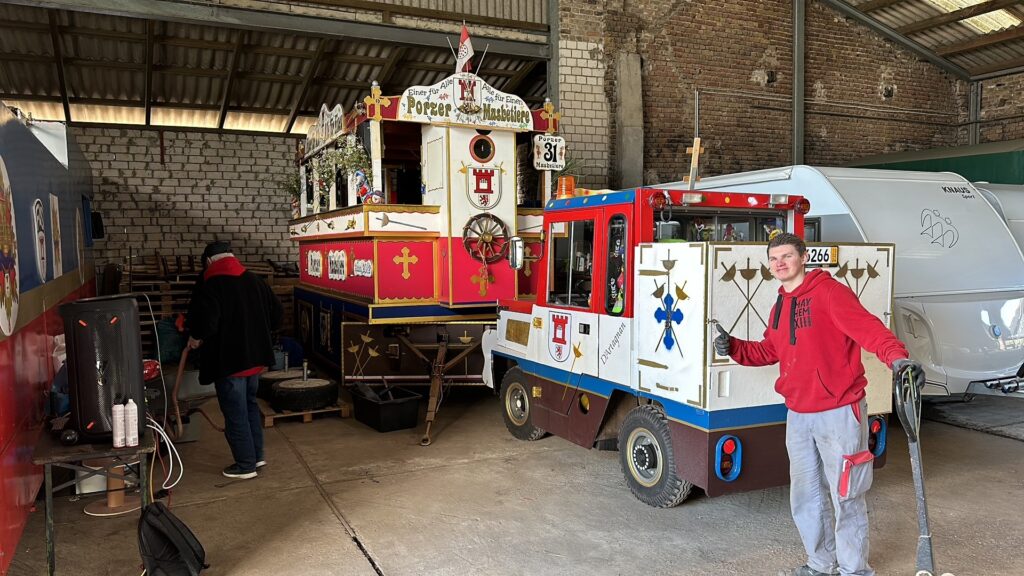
289,38,563,444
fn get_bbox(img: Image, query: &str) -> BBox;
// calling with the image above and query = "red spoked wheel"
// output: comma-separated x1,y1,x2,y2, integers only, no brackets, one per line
462,213,510,263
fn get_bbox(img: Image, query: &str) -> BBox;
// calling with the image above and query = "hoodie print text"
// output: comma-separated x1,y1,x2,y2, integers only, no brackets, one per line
794,297,813,330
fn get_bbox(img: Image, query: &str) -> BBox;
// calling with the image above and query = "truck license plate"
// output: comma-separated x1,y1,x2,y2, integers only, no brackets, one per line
806,246,838,267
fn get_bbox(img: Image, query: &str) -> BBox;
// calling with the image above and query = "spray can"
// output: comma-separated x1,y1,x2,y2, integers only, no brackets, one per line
125,399,139,447
302,359,309,381
284,352,290,371
112,402,126,448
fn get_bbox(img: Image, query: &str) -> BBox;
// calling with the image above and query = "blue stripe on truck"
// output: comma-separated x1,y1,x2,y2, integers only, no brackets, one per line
496,352,788,431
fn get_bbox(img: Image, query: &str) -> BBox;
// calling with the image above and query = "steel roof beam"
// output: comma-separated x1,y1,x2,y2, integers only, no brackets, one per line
16,0,550,59
856,0,905,12
286,37,329,132
144,20,153,125
218,30,245,129
47,10,71,122
819,0,970,79
501,60,539,93
896,0,1022,35
936,24,1024,56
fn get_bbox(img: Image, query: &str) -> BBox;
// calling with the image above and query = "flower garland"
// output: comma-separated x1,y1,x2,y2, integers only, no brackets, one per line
311,135,373,204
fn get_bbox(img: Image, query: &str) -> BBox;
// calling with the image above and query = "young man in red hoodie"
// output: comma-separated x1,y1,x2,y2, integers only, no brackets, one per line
715,233,924,576
187,241,283,479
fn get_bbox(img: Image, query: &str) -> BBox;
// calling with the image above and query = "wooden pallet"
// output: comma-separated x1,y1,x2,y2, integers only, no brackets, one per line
256,397,352,428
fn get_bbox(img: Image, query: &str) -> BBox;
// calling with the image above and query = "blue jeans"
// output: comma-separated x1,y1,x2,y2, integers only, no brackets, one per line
215,375,263,471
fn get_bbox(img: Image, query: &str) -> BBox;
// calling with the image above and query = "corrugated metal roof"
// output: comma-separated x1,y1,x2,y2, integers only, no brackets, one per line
840,0,1024,77
0,3,548,132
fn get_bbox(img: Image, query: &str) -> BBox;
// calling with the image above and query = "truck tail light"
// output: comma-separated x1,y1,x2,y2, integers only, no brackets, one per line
715,434,743,482
795,198,811,214
868,416,887,457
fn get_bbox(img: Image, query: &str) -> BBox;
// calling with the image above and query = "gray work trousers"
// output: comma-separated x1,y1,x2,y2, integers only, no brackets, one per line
786,399,874,576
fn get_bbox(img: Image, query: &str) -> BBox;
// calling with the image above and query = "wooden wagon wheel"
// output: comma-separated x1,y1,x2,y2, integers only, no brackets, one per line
462,213,510,264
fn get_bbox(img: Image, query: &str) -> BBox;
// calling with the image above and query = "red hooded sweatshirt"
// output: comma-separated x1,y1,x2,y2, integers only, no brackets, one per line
729,268,908,413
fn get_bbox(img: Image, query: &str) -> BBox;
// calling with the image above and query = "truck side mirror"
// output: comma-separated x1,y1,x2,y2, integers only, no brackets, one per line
507,236,524,270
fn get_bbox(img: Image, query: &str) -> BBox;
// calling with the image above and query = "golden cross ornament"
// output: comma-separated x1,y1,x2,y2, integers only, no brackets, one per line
392,247,418,280
364,82,391,122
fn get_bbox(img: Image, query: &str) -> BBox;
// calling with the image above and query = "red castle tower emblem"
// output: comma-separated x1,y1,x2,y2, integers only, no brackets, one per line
468,167,500,210
548,312,571,362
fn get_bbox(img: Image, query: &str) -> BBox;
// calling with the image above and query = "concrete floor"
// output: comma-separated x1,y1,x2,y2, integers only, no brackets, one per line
9,391,1024,576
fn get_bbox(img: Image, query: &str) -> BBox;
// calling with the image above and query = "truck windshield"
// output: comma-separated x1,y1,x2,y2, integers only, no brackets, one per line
654,213,785,242
548,220,595,308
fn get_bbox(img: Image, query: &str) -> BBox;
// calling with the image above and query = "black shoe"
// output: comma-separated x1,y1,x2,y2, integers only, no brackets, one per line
222,464,257,479
792,566,837,576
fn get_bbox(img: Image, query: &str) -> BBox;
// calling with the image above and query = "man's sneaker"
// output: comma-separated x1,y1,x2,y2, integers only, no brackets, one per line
222,464,257,479
793,566,837,576
255,460,267,469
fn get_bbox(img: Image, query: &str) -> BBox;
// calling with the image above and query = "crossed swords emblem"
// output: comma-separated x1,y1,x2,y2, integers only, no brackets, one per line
719,257,881,336
835,258,879,298
720,258,773,337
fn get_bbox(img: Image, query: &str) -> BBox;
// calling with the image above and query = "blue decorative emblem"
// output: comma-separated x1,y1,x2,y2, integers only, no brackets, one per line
654,293,684,350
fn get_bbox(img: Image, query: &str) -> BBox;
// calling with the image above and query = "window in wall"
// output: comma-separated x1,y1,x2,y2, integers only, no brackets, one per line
606,215,627,316
548,220,595,308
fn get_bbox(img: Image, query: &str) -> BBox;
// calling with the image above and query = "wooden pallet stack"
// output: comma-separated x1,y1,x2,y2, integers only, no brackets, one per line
118,253,298,358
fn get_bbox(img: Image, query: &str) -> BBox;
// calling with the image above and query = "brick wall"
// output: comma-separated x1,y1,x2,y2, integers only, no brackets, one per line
803,2,965,164
557,0,969,186
979,72,1024,143
73,127,300,267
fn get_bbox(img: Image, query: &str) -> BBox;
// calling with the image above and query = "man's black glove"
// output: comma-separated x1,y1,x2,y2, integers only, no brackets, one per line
714,323,731,357
892,358,925,390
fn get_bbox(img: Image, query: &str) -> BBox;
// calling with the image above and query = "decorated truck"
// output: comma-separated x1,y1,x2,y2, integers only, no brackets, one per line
481,188,896,506
289,62,563,444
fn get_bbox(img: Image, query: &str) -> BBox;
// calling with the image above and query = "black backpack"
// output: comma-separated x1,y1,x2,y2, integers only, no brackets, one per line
138,502,208,576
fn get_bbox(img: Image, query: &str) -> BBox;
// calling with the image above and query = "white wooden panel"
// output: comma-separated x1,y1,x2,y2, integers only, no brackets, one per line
633,243,705,407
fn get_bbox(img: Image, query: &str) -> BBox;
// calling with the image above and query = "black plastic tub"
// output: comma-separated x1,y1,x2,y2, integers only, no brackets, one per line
350,387,422,432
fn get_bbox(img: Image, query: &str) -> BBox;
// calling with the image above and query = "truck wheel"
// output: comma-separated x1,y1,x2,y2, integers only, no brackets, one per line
618,405,692,507
500,367,545,441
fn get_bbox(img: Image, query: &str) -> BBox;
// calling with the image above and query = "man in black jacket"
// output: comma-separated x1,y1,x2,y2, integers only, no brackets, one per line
187,241,283,479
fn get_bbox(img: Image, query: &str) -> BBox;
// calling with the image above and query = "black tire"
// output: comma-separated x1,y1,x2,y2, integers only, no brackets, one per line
259,369,304,400
271,378,338,412
500,367,546,441
618,404,692,508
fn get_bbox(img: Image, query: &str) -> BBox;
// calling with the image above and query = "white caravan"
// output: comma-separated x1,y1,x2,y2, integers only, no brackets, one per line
977,183,1024,245
660,166,1024,397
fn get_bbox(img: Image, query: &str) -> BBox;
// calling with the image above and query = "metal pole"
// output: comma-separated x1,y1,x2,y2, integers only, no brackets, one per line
45,464,55,576
793,0,805,165
969,82,981,146
548,0,559,107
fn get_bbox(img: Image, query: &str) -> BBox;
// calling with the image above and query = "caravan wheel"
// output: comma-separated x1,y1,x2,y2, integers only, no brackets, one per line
500,368,546,441
618,405,692,508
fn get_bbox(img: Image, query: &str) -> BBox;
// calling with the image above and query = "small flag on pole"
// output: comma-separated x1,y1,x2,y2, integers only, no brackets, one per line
455,24,475,73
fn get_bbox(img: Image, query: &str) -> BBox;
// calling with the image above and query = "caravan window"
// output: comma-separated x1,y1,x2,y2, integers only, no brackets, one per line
548,220,595,308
